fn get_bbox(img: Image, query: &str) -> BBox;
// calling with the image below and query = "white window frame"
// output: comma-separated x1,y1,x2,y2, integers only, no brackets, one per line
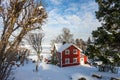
73,49,77,54
65,49,70,55
65,58,70,64
73,58,77,63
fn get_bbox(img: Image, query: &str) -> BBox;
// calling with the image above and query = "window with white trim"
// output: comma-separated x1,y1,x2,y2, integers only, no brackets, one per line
65,58,70,64
73,58,77,63
65,49,70,55
73,49,77,54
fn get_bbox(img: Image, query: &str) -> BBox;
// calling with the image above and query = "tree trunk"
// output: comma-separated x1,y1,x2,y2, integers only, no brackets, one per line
36,54,40,72
36,59,39,71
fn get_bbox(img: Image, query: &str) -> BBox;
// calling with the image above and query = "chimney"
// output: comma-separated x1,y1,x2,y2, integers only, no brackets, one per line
62,41,66,45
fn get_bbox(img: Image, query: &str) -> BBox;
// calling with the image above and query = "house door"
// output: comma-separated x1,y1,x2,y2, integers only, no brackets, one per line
80,58,84,65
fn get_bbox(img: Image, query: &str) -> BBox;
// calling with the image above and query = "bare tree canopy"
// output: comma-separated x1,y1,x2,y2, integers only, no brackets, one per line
27,32,44,54
75,38,87,51
0,0,47,80
62,28,73,43
51,28,74,44
27,32,44,71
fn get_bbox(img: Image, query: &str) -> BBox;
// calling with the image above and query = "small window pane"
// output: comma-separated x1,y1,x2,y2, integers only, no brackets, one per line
73,49,77,54
65,58,70,64
65,50,69,55
73,58,77,63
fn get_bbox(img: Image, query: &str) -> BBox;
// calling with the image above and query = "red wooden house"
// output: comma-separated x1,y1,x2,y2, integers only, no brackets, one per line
54,43,88,67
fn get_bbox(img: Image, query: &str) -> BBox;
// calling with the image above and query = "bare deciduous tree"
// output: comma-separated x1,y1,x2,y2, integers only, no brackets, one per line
75,38,87,52
62,28,73,43
27,32,44,71
17,47,30,66
0,0,47,80
51,28,74,44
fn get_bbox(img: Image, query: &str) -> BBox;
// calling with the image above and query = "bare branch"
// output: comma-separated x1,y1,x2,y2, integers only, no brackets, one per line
0,0,47,79
26,32,44,71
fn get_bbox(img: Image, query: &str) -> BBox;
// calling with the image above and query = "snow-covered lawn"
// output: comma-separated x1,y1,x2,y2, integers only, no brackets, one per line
13,60,120,80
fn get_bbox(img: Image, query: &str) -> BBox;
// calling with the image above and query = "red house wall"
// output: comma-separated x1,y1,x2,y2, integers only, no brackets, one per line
61,45,81,67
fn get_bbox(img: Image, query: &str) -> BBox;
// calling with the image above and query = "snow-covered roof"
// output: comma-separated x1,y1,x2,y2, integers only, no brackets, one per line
58,43,72,53
58,43,82,53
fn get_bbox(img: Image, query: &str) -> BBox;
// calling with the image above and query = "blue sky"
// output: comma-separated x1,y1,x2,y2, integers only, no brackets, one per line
0,0,101,44
42,0,101,44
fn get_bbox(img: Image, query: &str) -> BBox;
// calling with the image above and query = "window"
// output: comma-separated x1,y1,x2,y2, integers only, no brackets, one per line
73,49,77,54
65,58,70,64
65,49,70,55
73,58,77,63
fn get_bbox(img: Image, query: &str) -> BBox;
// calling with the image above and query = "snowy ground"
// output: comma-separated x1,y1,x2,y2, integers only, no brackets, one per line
13,59,120,80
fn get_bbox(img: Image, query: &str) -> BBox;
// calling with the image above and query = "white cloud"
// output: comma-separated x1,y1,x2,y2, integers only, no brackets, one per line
50,0,62,5
0,0,101,45
42,1,101,44
80,1,98,11
65,7,77,12
65,15,81,26
64,3,79,12
47,9,71,26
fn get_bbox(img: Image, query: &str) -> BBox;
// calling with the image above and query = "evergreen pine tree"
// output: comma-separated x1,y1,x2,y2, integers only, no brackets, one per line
91,0,120,65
